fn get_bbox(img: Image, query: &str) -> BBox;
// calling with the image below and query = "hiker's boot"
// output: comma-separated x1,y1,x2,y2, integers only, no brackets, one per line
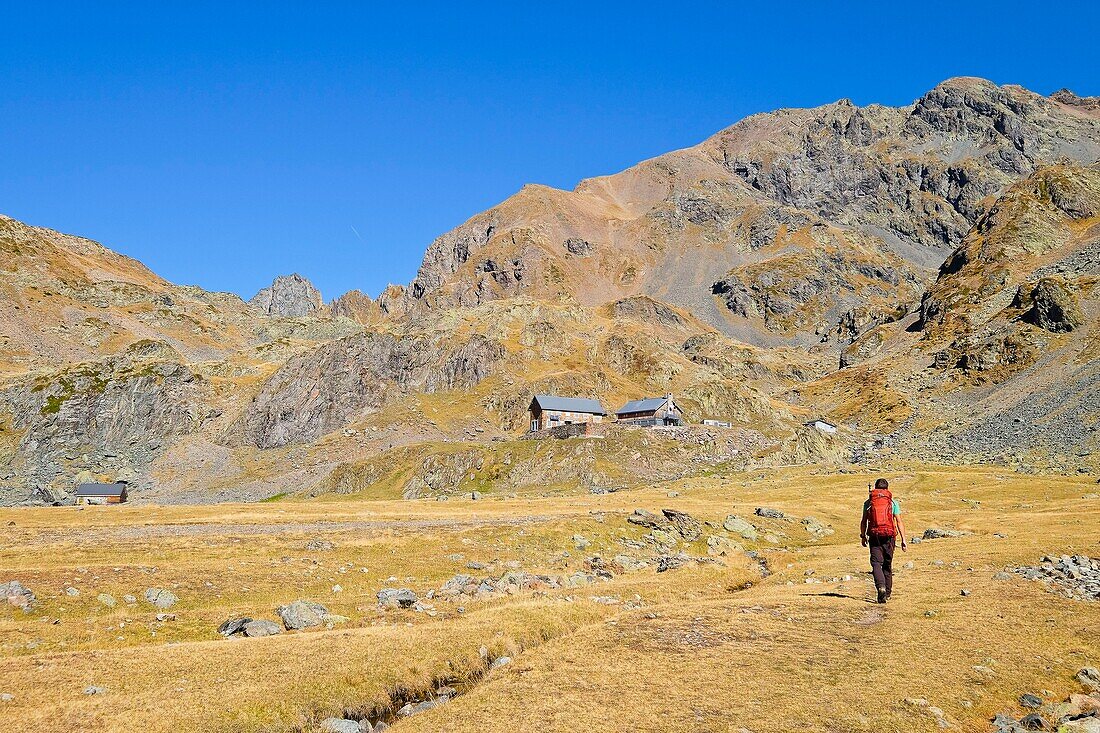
876,588,888,604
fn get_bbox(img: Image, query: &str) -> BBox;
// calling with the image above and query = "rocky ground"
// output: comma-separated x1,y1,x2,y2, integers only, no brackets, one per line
1,467,1097,732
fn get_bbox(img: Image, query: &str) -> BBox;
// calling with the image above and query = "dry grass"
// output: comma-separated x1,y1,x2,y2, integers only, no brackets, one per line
1,466,1098,732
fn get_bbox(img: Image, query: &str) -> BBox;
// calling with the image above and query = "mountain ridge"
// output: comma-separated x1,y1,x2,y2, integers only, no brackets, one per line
1,77,1098,504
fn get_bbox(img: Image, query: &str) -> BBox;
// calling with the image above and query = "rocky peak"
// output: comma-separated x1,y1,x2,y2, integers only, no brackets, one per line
250,274,323,318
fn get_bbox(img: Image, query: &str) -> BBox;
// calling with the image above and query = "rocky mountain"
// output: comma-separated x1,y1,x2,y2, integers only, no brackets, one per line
249,273,325,317
1,78,1098,504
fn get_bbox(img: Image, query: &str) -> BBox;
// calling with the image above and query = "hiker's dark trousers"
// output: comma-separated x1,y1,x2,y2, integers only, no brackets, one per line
868,535,896,595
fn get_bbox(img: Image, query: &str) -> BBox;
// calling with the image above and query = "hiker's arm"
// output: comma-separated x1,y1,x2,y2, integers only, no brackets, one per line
860,511,868,547
895,515,907,551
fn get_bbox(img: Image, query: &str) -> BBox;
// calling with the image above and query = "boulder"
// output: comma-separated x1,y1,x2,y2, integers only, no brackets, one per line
243,619,283,638
612,554,649,572
801,516,834,538
722,515,758,540
1,580,37,611
377,588,418,609
627,509,673,532
661,509,702,541
276,600,329,630
1078,667,1100,691
217,617,252,637
144,588,179,609
754,507,787,519
657,554,687,572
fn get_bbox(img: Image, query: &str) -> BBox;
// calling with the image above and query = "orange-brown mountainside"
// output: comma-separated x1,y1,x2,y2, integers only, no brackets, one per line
2,77,1099,504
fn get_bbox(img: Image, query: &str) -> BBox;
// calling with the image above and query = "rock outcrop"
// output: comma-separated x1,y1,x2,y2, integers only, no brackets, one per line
249,274,323,317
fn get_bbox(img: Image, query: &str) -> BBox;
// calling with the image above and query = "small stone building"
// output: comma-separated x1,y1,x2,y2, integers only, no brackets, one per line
615,395,683,427
74,482,128,505
528,395,607,432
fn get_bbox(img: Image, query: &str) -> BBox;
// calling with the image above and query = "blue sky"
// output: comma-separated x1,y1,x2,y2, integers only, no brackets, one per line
2,2,1097,301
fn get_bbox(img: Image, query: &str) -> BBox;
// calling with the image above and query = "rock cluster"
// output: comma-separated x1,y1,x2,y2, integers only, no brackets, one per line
1013,555,1100,601
991,672,1100,732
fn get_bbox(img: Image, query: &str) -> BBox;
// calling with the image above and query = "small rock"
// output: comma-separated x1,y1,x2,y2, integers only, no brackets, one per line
491,656,512,669
65,587,80,597
122,594,137,604
754,507,786,519
0,693,13,702
83,685,105,695
305,539,336,551
319,718,361,733
961,589,971,597
572,534,590,550
97,593,117,608
155,613,177,622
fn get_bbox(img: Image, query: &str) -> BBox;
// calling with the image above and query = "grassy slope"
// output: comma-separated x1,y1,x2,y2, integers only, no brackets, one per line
0,466,1097,732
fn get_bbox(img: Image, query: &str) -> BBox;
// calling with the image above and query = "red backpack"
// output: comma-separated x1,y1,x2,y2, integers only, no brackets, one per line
867,488,895,537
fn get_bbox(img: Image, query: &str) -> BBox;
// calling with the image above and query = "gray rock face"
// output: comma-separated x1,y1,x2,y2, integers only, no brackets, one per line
1,357,207,501
237,331,503,448
276,599,329,630
1020,278,1085,333
249,274,323,318
144,587,178,609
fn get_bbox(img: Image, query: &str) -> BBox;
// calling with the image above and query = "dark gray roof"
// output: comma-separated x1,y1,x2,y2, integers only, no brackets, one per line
530,394,606,415
74,482,127,497
616,397,671,414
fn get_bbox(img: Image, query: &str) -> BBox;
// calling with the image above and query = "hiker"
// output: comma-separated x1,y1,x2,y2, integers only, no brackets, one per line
860,478,907,603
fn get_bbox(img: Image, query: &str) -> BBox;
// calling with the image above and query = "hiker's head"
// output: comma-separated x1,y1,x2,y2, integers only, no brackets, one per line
874,478,889,491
